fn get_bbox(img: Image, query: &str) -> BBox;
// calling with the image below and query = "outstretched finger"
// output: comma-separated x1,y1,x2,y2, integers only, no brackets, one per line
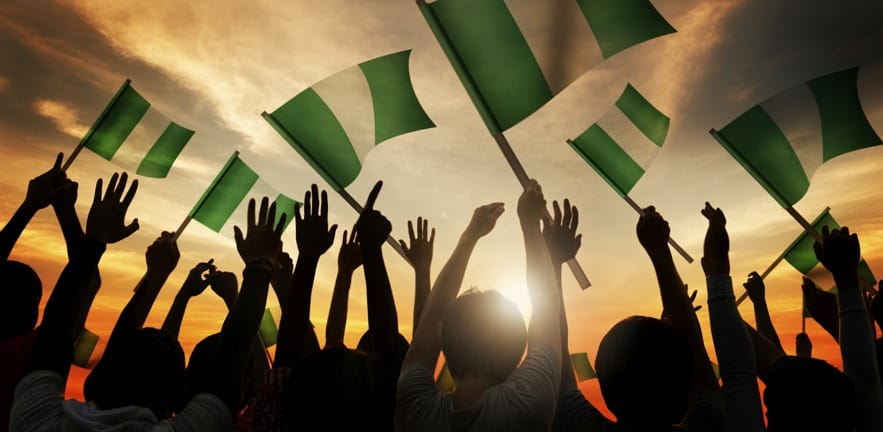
93,178,103,205
294,202,303,225
563,199,572,227
320,189,328,217
259,197,269,226
105,173,119,201
552,200,562,226
247,199,256,229
303,189,312,219
122,218,139,238
408,220,416,243
399,239,410,254
422,218,429,240
114,172,129,200
364,181,383,211
121,179,138,208
429,227,436,245
310,184,319,217
570,205,579,234
53,152,63,170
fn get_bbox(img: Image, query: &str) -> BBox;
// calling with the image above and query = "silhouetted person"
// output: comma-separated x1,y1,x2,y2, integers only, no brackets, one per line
764,356,857,432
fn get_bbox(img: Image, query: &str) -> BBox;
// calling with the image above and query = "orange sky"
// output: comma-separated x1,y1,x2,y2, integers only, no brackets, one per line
2,0,883,419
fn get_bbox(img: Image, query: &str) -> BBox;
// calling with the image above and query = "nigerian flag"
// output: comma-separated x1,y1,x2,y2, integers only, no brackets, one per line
712,63,883,208
570,352,597,382
568,84,669,196
419,0,675,133
189,153,297,237
259,308,278,347
780,208,876,285
263,50,435,190
436,362,455,392
81,80,194,178
72,328,99,368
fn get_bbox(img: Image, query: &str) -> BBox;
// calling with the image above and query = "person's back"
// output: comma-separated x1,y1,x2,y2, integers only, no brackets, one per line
764,356,857,432
0,261,42,428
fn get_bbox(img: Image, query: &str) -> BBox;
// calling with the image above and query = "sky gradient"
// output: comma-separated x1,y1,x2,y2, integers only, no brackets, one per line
2,0,883,417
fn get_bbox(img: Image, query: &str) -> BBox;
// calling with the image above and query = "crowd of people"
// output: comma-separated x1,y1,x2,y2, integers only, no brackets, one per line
2,153,883,431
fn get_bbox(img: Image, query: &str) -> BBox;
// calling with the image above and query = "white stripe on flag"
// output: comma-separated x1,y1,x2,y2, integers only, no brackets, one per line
219,178,290,239
596,105,661,169
760,84,823,179
858,60,883,139
109,107,169,173
505,0,603,95
312,66,376,162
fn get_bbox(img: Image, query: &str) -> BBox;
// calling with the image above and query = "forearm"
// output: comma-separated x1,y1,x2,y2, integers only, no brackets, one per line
706,274,764,432
362,246,400,358
325,269,353,347
123,268,174,331
160,292,192,340
0,202,37,260
522,220,560,353
276,255,318,367
555,264,575,388
52,203,84,259
744,322,786,383
751,299,783,351
412,268,431,335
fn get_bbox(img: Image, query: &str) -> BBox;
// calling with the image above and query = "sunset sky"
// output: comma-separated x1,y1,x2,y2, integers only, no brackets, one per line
2,0,883,415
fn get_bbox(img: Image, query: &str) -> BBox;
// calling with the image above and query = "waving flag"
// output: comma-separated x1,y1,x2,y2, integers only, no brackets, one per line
570,352,597,381
568,84,669,196
189,153,296,237
259,309,279,347
712,64,883,208
75,80,194,178
263,50,435,190
72,328,99,368
419,0,675,133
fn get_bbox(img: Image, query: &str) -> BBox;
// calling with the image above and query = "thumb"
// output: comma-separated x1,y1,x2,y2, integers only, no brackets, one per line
234,226,244,245
122,219,140,238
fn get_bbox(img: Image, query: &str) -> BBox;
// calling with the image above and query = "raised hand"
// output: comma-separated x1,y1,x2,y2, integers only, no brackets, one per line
636,206,670,253
796,332,812,358
517,179,545,226
700,202,729,276
271,251,294,304
52,178,78,210
465,202,505,240
85,172,139,244
338,227,362,273
543,199,581,265
813,226,860,282
234,197,285,266
145,231,180,274
181,260,216,298
399,217,435,271
209,271,239,308
294,184,337,258
355,181,391,250
24,152,67,210
743,271,765,304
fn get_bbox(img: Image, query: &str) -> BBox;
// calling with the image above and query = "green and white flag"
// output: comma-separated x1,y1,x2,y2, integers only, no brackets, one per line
568,84,669,196
189,153,297,237
72,328,99,368
420,0,675,132
259,308,279,347
570,352,597,382
263,50,435,190
712,63,883,207
80,80,194,178
436,362,456,392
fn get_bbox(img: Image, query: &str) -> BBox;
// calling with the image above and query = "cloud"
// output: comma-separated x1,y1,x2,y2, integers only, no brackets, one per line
33,98,88,138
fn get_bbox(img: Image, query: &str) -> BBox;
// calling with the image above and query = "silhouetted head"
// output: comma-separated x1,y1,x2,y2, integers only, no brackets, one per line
84,327,185,419
595,316,692,429
764,356,856,432
0,260,41,339
441,289,527,385
185,333,256,411
285,347,383,429
357,330,410,363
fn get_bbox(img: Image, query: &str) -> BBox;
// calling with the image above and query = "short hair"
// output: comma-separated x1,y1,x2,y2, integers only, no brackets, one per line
595,316,692,429
764,356,857,432
0,260,41,339
185,333,256,411
441,289,527,384
84,327,185,419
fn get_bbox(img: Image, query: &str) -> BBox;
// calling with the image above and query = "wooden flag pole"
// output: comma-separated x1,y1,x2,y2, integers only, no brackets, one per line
619,194,694,263
492,133,591,289
62,79,133,172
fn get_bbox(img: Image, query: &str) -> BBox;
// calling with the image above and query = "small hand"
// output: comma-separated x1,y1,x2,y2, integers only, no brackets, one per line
464,202,505,240
795,332,812,358
543,199,581,264
700,202,729,276
182,260,216,297
234,197,285,266
145,231,180,274
24,153,67,210
399,217,435,271
517,179,546,225
636,206,670,253
294,184,338,258
355,181,391,250
85,172,139,244
209,271,238,306
52,178,78,210
272,251,294,303
813,226,860,282
338,227,362,273
743,271,765,304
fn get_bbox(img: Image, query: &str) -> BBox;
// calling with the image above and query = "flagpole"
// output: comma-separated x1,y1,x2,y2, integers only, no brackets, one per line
63,79,133,172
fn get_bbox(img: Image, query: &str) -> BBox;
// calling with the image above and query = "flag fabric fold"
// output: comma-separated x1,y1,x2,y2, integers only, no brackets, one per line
259,308,279,347
264,50,435,190
72,328,99,368
81,80,194,178
570,352,597,382
419,0,675,133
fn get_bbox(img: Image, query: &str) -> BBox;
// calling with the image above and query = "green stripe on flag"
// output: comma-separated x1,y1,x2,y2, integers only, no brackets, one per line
577,0,676,59
783,210,838,274
615,84,669,146
136,122,195,178
570,125,644,196
259,308,278,347
273,193,297,233
436,362,455,392
359,51,435,144
570,352,597,381
808,68,883,162
266,89,359,190
715,106,809,207
429,0,553,131
191,156,259,232
84,85,150,160
73,328,99,368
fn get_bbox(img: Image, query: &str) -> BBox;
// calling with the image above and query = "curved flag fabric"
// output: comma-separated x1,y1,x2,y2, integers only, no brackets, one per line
264,50,435,190
712,62,883,208
420,0,675,133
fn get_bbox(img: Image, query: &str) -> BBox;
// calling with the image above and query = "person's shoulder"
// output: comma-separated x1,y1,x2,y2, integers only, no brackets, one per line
163,393,232,431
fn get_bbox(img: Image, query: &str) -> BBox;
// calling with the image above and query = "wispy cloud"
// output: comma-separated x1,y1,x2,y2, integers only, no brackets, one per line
33,98,88,138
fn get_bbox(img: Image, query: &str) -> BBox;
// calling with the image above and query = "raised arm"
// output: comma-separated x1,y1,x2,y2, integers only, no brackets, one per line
743,272,783,350
801,277,840,342
27,173,139,379
276,185,336,367
402,202,504,370
399,217,435,335
1,153,66,261
700,203,764,432
325,227,361,348
637,206,719,396
160,260,215,340
813,226,883,432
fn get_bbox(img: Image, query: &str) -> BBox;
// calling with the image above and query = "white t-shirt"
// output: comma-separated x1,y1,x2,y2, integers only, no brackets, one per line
395,344,560,432
10,370,232,432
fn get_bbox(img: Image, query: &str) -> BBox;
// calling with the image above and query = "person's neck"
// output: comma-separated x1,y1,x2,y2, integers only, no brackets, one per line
450,375,497,409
